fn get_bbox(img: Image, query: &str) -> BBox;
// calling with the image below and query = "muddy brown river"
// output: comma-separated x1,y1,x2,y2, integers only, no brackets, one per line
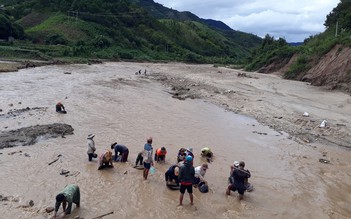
0,62,350,219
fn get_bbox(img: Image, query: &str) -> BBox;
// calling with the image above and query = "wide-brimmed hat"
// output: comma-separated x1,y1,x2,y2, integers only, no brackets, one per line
87,134,95,139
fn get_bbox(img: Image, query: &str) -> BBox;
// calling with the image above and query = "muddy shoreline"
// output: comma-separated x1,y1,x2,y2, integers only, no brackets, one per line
149,69,351,149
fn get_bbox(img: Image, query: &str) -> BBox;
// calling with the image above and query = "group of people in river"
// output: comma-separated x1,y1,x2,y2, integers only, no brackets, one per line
53,102,252,217
53,134,252,217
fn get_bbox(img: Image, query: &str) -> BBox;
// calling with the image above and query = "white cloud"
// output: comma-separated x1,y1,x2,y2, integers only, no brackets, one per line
154,0,340,42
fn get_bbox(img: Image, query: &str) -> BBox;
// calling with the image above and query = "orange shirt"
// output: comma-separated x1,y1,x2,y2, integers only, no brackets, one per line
156,148,167,156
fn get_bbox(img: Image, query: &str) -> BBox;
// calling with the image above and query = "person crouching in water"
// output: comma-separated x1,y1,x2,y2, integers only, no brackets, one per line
178,156,195,205
155,147,167,163
135,151,144,167
226,161,251,200
201,147,213,162
194,163,209,187
229,161,253,192
56,102,67,114
110,142,129,162
98,150,113,170
165,164,180,187
54,184,80,218
177,148,186,163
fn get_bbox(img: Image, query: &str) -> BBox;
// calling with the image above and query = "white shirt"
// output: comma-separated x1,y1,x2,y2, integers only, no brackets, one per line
195,166,206,180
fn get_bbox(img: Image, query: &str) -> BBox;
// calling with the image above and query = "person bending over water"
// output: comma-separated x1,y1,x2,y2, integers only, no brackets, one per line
54,184,80,218
226,161,251,200
55,102,67,114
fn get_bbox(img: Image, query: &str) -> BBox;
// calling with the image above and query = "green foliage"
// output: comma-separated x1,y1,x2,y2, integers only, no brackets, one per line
283,54,309,79
324,0,351,31
244,34,295,71
0,12,25,39
91,35,111,48
0,0,262,63
45,34,67,45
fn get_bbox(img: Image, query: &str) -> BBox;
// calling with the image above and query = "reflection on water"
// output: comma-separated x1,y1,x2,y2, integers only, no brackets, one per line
0,62,350,219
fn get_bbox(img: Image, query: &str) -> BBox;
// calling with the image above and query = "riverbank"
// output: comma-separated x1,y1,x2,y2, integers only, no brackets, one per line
148,63,351,149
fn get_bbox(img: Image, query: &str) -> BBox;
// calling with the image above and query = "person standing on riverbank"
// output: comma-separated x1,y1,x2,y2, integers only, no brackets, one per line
178,156,195,205
143,137,153,180
87,134,97,161
54,184,80,218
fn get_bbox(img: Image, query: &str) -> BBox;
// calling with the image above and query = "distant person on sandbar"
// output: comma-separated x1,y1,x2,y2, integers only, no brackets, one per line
178,156,195,206
54,184,80,218
98,150,113,170
56,102,67,114
111,142,129,162
87,134,97,161
143,137,154,180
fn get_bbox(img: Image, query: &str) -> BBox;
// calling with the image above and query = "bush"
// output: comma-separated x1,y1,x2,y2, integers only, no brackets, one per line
45,34,67,45
284,55,310,79
91,35,111,48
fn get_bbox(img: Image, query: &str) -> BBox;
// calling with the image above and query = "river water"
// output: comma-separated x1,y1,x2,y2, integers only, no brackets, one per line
0,62,350,219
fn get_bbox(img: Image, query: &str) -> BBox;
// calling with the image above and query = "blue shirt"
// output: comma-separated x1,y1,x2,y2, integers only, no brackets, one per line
144,143,152,151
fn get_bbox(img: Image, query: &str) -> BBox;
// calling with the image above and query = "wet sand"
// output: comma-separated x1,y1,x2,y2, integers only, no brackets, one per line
0,62,350,219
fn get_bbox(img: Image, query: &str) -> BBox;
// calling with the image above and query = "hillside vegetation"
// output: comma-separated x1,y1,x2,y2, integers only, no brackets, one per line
244,0,351,93
0,0,262,64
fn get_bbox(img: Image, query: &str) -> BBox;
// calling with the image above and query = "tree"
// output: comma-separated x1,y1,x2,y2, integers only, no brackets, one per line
0,14,11,39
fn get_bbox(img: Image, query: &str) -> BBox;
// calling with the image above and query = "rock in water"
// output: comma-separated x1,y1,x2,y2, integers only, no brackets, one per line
46,207,54,213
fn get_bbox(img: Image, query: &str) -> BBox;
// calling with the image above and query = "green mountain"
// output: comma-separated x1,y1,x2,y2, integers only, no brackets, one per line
0,0,262,64
130,0,232,30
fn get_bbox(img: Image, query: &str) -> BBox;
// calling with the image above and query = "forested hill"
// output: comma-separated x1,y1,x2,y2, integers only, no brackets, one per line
0,0,262,64
243,0,351,93
130,0,232,30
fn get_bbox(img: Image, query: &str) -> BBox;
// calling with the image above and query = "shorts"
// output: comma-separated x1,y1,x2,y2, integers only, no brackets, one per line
228,184,245,195
180,184,193,194
143,162,151,170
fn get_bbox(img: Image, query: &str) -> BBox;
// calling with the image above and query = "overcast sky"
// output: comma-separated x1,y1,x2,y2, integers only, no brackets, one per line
154,0,340,42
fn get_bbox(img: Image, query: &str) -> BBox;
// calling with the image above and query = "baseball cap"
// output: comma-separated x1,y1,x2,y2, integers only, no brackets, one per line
186,156,193,162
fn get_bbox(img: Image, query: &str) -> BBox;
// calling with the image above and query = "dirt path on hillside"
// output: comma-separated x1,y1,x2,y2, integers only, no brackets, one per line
148,63,351,149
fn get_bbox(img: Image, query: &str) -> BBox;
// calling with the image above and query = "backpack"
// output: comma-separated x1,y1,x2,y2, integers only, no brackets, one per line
198,182,209,193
